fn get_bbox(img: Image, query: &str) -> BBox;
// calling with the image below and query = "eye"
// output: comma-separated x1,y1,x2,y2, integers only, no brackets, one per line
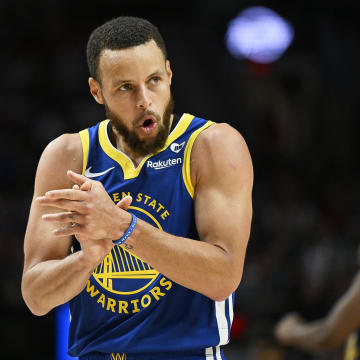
150,76,161,84
119,83,132,91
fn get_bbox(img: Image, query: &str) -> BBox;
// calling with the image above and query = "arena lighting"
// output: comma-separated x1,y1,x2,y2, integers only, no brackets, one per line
225,6,294,63
56,303,77,360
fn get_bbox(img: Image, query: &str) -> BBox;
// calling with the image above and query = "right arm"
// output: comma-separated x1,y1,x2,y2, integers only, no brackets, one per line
21,134,110,316
275,270,360,352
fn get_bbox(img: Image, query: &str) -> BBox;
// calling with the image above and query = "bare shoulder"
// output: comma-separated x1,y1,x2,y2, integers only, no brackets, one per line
197,122,245,144
35,133,83,194
191,123,253,188
39,132,82,171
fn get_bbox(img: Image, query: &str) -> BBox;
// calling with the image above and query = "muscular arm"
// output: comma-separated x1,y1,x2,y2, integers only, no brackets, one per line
275,270,360,352
125,123,253,299
40,123,253,301
21,134,108,316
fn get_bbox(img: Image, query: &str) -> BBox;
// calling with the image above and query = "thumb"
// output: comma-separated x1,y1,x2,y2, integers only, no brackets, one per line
67,170,89,186
116,195,133,210
80,180,92,191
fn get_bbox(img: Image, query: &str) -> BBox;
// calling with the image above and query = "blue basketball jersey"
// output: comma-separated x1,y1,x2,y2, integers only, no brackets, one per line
68,113,235,359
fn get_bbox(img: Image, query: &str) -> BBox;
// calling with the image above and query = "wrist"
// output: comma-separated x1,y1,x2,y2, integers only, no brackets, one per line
113,207,133,239
113,213,137,246
76,249,105,272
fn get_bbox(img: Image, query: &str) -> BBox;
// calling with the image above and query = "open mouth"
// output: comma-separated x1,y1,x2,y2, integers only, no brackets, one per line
142,118,154,127
140,117,157,133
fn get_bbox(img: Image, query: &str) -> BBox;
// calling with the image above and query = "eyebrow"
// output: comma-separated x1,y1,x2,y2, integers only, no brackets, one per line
147,70,165,78
112,78,132,88
111,70,165,88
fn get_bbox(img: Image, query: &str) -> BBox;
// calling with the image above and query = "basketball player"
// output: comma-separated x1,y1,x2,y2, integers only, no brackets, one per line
21,17,253,360
275,269,360,359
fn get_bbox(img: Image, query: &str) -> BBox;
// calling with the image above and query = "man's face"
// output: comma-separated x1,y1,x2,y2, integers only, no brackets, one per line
89,40,174,156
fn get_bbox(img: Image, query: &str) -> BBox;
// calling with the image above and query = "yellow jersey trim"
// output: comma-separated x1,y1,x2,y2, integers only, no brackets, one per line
79,129,90,175
128,205,163,230
98,113,195,180
182,121,214,198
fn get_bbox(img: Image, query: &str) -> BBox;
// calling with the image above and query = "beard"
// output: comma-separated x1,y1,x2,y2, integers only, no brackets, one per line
105,95,175,157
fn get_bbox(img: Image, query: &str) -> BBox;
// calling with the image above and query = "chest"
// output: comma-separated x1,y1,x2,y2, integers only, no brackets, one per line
92,150,192,236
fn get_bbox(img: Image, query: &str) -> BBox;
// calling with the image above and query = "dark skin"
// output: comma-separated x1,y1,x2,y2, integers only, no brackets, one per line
275,269,360,353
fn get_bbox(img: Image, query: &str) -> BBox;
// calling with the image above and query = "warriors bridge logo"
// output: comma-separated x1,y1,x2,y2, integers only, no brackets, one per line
86,203,173,314
93,245,158,295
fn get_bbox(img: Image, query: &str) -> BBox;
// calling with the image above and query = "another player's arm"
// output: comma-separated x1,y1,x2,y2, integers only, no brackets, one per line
40,123,253,301
275,270,360,352
22,134,109,316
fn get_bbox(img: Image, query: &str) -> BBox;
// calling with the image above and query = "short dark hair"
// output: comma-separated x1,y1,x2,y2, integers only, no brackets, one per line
86,16,167,81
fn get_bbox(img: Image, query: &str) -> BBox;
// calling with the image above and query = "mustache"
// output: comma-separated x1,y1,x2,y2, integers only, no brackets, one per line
133,111,160,126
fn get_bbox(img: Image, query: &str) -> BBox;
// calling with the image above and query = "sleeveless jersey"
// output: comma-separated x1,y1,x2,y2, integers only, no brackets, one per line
68,113,235,359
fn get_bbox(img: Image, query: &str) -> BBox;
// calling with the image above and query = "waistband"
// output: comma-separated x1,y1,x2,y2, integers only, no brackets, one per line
79,347,225,360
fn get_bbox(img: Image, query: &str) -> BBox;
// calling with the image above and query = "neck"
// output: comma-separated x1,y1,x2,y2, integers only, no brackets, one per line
111,114,174,167
115,135,145,167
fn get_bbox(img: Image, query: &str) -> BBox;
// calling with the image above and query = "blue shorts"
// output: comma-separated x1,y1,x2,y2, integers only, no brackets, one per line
78,347,226,360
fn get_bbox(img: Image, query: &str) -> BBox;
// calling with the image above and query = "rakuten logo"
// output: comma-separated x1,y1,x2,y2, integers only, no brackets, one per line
147,158,182,170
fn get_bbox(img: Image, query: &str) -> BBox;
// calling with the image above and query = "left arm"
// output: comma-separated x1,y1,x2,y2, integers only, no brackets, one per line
37,123,253,301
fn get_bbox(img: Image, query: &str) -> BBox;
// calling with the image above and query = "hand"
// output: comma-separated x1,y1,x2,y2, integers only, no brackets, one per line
274,312,304,345
71,179,132,212
36,170,133,266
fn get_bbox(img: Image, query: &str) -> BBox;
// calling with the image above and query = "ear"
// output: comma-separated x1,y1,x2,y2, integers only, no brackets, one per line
88,77,104,104
166,60,173,86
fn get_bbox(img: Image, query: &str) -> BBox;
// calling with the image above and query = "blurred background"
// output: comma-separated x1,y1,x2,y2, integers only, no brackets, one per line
1,0,360,359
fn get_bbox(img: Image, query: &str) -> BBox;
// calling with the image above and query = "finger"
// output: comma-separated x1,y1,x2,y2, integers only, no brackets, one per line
53,223,82,236
67,170,89,186
36,198,86,212
73,184,80,190
80,180,92,191
42,212,85,224
41,189,88,201
116,195,133,210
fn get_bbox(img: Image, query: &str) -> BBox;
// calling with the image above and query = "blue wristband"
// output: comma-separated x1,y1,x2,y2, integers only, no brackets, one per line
113,213,137,246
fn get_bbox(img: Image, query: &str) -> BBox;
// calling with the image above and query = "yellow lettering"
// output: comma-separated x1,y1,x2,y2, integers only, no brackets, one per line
160,210,170,220
113,193,120,202
136,193,142,202
111,354,127,360
150,286,165,301
97,294,105,308
131,299,140,313
107,297,116,313
122,192,130,198
157,203,165,213
141,294,151,308
118,300,129,314
144,195,151,204
86,281,99,297
160,277,172,291
148,199,156,209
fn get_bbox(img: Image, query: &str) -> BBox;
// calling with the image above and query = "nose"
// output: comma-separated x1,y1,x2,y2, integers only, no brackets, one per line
136,85,152,110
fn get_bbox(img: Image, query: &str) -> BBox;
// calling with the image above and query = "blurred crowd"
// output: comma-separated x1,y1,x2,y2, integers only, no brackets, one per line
1,1,360,359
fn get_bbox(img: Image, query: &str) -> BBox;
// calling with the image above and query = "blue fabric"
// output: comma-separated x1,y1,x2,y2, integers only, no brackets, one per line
68,114,232,358
79,348,225,360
